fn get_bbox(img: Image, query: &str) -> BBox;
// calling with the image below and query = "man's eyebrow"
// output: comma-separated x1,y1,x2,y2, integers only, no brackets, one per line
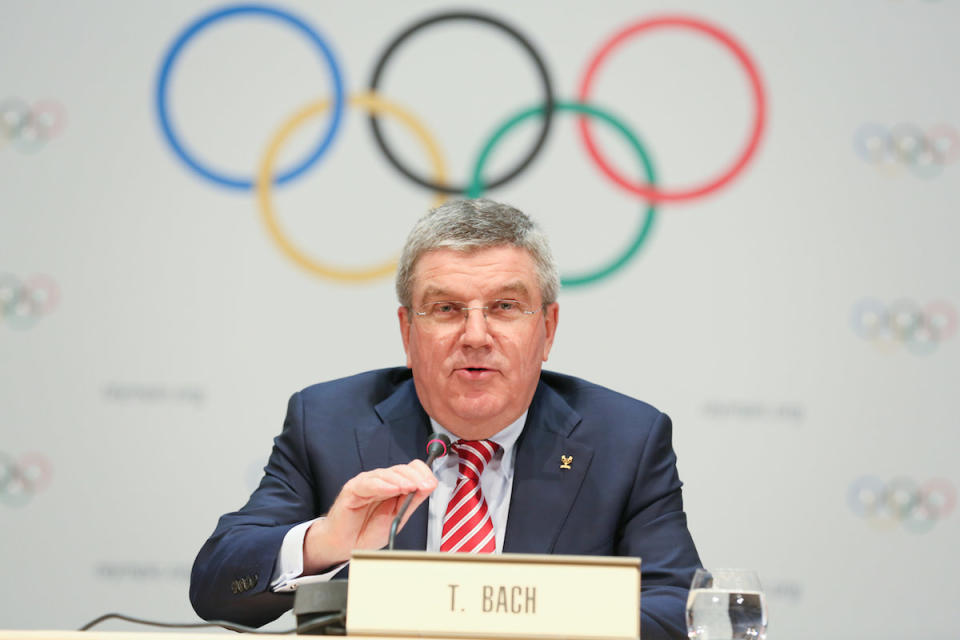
420,286,456,301
495,282,531,298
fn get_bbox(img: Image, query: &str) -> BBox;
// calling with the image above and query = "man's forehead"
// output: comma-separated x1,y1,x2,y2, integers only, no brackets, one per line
411,246,539,298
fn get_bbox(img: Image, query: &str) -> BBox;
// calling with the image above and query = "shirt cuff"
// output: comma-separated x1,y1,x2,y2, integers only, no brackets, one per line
270,517,348,592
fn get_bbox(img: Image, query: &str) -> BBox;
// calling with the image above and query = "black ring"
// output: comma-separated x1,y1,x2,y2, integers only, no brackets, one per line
367,11,555,195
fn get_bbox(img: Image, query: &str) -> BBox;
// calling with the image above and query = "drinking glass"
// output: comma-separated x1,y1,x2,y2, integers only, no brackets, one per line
685,568,767,639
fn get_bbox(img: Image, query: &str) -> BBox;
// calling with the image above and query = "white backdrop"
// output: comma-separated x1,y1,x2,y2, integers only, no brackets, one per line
2,1,958,637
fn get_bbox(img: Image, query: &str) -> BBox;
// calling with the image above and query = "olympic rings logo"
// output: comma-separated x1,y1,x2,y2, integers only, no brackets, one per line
851,299,956,355
0,98,67,154
155,5,766,285
847,476,955,534
853,123,959,178
0,452,52,508
0,274,60,330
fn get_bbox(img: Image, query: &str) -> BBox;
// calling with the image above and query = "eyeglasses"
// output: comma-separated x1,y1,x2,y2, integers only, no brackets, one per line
413,299,541,326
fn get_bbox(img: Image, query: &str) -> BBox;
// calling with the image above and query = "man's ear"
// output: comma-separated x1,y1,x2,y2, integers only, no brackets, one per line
398,306,412,367
541,302,559,362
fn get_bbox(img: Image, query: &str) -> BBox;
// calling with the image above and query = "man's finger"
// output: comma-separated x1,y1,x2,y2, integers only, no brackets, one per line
341,470,414,502
407,459,439,490
385,461,437,492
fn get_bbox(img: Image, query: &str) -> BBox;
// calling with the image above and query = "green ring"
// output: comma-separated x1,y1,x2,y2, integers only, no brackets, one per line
468,100,657,287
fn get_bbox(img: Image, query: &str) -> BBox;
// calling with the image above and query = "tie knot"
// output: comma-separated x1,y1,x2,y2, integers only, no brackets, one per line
452,439,500,475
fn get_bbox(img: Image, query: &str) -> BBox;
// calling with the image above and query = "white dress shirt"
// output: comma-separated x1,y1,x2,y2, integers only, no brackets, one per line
271,413,526,592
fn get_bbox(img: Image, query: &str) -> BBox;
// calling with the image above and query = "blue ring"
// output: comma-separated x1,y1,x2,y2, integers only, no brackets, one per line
155,4,345,190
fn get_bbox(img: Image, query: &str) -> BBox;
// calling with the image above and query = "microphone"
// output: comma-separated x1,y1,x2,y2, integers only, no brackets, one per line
387,433,452,550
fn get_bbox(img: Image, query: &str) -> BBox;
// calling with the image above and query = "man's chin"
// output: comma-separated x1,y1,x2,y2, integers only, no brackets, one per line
444,398,515,437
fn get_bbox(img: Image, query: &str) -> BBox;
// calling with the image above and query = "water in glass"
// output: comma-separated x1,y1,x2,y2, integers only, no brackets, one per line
686,568,767,640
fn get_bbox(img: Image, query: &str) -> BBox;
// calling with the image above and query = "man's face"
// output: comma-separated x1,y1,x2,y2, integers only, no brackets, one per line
398,246,559,440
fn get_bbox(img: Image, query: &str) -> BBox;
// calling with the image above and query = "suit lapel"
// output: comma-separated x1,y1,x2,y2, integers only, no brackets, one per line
354,377,431,551
503,380,593,554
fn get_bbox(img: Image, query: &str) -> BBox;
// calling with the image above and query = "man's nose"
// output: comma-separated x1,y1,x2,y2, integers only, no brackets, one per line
461,307,492,346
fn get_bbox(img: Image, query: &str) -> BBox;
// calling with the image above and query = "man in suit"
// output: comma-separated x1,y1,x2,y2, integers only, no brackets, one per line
190,199,701,639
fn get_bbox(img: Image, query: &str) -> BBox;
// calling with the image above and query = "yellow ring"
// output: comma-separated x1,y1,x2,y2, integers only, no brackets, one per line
256,92,449,282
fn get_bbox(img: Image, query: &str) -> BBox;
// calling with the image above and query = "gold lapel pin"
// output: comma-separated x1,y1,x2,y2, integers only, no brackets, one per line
560,455,573,470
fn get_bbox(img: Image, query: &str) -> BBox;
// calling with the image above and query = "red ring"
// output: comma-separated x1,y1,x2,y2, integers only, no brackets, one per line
427,437,448,457
919,477,956,519
24,274,60,315
924,300,958,341
577,15,767,203
927,124,960,165
17,452,52,493
31,100,68,139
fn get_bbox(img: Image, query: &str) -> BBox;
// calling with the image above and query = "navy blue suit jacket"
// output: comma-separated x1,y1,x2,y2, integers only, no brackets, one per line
190,368,701,638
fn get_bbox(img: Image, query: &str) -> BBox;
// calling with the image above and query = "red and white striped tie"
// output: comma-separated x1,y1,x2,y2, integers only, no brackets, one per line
440,439,501,553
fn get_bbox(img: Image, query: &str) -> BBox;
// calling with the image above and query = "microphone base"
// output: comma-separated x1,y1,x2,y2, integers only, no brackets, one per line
293,580,347,635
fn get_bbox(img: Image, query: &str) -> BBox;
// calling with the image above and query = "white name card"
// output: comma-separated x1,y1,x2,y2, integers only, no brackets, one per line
346,551,641,640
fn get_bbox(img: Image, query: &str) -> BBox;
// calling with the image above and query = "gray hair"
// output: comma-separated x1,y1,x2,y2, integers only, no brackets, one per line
396,199,560,308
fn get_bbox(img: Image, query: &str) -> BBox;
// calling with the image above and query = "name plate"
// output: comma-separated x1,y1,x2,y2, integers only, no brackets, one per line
346,551,640,639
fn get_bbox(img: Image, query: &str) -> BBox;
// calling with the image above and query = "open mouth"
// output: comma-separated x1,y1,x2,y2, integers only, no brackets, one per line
457,367,495,377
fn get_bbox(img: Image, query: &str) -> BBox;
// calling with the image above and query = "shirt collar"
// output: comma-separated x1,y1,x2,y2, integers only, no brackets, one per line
429,412,527,462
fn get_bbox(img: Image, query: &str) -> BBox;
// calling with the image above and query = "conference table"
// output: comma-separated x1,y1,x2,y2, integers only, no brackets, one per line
0,633,577,640
1,633,470,639
1,634,298,639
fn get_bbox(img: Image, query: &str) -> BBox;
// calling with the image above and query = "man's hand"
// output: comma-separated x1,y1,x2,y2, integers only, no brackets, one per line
302,460,438,573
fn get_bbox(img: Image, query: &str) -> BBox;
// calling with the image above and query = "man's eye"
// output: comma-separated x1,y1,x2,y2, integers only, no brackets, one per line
496,300,518,311
434,303,458,314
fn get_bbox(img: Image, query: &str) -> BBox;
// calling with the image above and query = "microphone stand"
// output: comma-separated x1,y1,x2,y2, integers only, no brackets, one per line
388,434,451,550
